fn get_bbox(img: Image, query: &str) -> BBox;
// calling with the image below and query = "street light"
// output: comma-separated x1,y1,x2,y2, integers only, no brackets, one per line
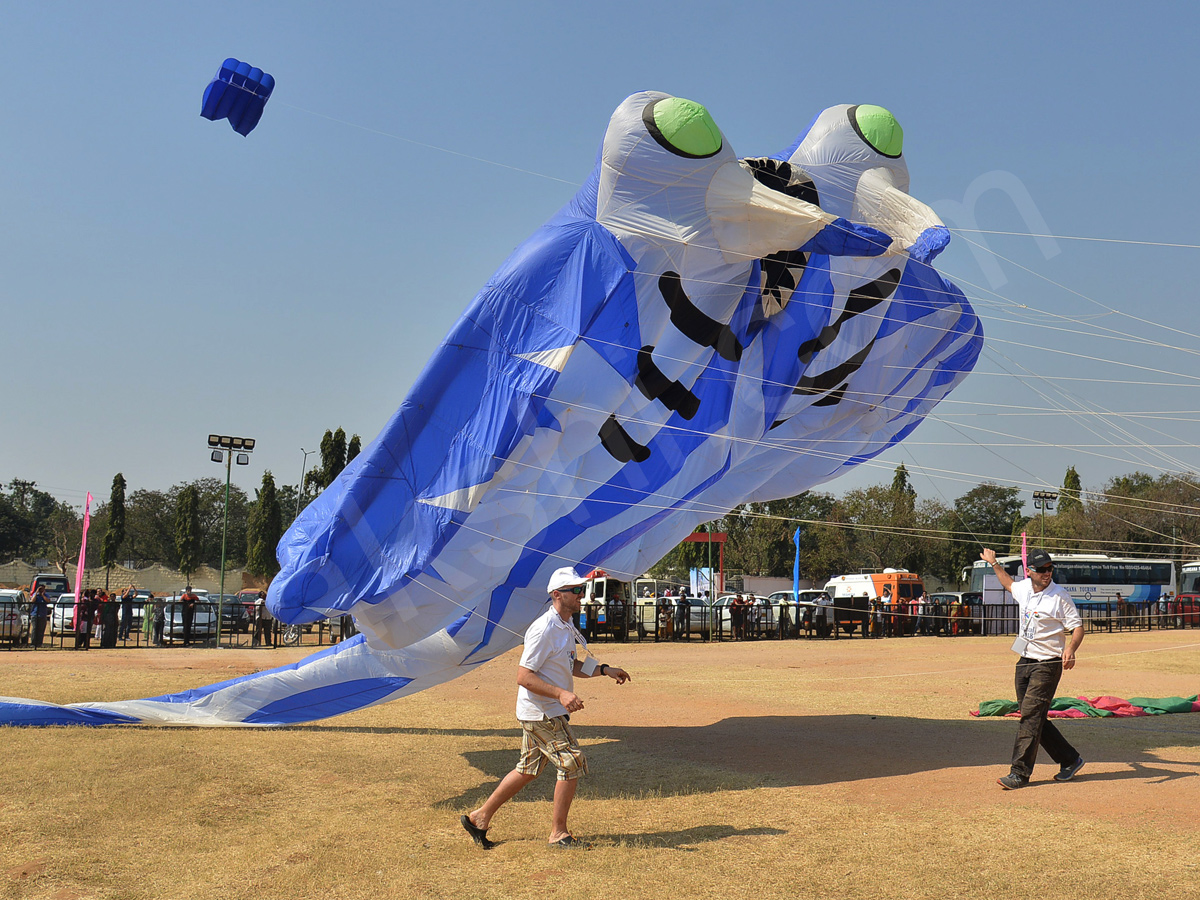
297,447,316,517
208,434,255,648
1032,489,1058,542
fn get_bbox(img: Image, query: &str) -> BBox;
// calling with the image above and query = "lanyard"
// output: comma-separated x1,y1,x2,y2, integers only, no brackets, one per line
1020,589,1047,639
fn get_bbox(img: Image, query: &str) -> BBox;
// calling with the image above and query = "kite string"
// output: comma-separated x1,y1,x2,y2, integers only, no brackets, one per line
785,639,1200,683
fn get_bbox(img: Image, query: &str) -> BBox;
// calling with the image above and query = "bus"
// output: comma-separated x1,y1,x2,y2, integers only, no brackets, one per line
964,553,1175,609
1179,561,1200,595
1176,561,1200,626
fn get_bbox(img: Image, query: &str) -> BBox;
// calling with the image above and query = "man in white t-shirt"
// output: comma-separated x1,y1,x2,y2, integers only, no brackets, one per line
461,566,631,849
982,547,1086,789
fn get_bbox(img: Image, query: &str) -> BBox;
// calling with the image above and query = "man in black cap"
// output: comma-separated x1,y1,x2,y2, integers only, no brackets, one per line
981,547,1086,789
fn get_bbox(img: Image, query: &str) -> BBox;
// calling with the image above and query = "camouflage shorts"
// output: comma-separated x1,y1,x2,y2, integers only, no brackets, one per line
517,715,589,781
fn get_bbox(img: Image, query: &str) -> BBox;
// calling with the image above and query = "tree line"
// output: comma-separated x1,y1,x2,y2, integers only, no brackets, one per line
0,427,360,581
649,464,1200,586
5,451,1198,589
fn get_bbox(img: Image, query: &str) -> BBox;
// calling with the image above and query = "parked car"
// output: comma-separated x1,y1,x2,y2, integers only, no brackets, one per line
51,596,79,636
630,595,709,639
213,594,252,633
712,594,774,637
162,599,218,644
767,590,827,636
665,597,712,640
0,589,30,645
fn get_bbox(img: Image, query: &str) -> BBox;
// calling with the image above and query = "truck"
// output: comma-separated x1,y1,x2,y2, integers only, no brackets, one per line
31,573,72,601
822,569,925,636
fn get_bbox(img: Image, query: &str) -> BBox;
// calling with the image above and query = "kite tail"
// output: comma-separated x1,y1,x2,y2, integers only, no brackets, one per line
0,628,503,727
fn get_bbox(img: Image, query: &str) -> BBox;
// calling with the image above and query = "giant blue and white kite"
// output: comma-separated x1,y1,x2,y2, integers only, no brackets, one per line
1,94,982,726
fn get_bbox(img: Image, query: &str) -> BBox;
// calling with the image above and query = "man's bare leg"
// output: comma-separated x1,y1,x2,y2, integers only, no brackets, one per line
468,769,536,830
548,776,578,842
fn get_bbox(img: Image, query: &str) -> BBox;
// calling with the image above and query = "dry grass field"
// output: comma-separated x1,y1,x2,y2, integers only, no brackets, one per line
2,630,1198,900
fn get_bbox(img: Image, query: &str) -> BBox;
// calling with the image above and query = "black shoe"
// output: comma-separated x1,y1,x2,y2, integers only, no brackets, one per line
996,773,1027,790
461,815,495,850
1053,756,1085,782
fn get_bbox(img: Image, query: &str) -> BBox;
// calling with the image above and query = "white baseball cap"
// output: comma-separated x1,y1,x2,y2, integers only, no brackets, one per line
547,567,587,594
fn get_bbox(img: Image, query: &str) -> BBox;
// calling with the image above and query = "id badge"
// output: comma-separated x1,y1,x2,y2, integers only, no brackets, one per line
579,653,598,676
1011,635,1030,657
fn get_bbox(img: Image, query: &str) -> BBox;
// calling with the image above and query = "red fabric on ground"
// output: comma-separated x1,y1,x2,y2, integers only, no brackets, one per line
1080,696,1150,717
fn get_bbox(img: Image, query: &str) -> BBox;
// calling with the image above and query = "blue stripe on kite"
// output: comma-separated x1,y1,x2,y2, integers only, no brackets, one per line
242,676,411,725
0,701,141,727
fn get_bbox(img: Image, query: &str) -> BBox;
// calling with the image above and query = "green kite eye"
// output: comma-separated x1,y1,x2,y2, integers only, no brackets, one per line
643,97,722,159
850,104,903,158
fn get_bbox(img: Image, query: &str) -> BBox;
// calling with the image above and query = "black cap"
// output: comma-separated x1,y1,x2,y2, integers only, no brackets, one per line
1028,548,1053,568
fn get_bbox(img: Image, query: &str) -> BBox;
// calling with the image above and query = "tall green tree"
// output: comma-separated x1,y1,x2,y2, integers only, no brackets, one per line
951,483,1024,576
1086,471,1200,560
1059,466,1083,515
891,463,916,498
1,479,58,561
347,433,362,464
100,472,127,588
174,485,201,585
246,471,284,579
124,488,175,567
187,477,249,569
306,428,350,495
0,491,31,562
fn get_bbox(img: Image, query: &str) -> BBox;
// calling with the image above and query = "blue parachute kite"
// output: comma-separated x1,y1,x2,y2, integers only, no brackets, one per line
200,58,274,136
0,94,982,726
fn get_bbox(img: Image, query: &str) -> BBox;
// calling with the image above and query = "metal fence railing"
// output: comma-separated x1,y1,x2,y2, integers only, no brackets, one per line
4,594,1195,651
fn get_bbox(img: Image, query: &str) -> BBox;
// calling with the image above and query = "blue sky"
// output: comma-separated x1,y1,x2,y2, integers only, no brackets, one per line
3,2,1198,520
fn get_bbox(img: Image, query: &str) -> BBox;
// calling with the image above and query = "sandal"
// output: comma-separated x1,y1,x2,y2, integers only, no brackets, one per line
461,814,496,850
550,834,592,849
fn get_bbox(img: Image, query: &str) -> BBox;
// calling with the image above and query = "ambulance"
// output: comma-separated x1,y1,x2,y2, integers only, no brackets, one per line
821,569,926,635
577,569,636,641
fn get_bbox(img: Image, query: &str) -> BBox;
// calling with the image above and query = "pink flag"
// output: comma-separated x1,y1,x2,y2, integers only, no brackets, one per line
1021,531,1028,579
72,493,93,629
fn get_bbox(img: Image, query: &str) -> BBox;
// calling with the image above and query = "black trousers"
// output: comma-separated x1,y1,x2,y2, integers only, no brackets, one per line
1011,657,1078,779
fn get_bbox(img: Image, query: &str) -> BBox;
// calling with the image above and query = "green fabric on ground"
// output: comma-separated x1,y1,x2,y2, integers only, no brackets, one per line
976,699,1018,716
1127,695,1197,715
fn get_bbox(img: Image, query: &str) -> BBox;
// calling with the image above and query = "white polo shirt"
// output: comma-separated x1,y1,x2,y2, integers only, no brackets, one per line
515,605,578,721
1011,578,1082,661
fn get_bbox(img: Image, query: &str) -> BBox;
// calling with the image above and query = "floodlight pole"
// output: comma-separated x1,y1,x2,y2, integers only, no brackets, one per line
1032,490,1058,542
217,450,233,647
209,434,255,648
297,447,315,518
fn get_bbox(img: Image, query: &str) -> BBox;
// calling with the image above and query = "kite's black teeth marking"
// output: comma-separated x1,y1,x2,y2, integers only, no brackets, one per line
796,269,901,364
635,346,700,420
659,272,743,362
794,340,876,399
599,414,651,463
743,157,820,206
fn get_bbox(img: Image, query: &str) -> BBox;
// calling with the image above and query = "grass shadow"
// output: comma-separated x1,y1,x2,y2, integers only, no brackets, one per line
405,712,1200,808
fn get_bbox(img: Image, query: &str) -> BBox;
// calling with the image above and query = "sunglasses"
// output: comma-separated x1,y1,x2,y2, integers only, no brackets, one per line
559,585,586,595
1032,565,1053,574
